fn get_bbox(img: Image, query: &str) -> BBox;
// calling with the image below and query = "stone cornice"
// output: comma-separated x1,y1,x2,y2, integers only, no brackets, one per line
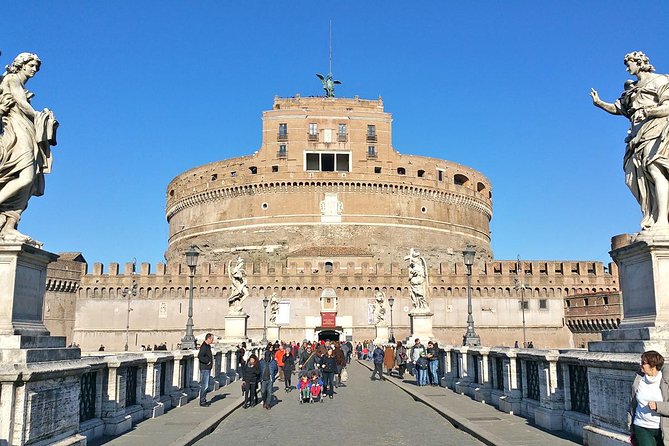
166,180,493,221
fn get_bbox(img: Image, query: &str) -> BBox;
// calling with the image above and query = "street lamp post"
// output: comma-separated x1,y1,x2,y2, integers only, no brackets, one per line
261,296,269,346
462,246,481,346
388,297,395,343
121,280,137,352
181,246,199,350
514,255,527,348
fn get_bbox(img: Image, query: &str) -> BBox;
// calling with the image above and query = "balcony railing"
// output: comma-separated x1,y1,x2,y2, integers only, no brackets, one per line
277,150,287,159
308,132,319,141
367,151,377,159
367,134,377,142
337,133,348,142
277,132,288,141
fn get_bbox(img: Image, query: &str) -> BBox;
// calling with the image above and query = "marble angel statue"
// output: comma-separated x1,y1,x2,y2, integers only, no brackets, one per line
405,248,429,311
228,256,250,314
0,52,59,245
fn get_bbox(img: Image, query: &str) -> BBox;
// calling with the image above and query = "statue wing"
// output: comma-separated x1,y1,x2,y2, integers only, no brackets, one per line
421,256,429,290
316,73,325,81
334,80,342,85
227,260,233,282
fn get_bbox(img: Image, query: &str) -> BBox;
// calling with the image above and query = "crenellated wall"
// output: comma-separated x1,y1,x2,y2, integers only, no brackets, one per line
67,257,618,351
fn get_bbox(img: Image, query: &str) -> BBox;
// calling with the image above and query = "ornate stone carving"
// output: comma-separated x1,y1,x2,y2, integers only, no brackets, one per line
268,292,279,325
373,290,387,326
0,53,59,246
227,256,249,315
405,248,429,312
591,51,669,232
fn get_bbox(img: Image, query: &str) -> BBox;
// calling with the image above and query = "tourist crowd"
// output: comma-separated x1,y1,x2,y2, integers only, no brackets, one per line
198,338,354,409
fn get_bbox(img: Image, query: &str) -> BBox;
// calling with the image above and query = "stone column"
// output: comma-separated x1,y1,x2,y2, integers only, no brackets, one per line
498,349,521,414
473,347,492,403
169,351,189,407
141,354,165,419
454,347,471,395
533,350,565,430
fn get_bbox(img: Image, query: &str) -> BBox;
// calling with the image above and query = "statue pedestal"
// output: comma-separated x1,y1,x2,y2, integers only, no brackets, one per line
267,325,280,343
0,242,80,363
586,232,669,445
590,233,669,353
374,325,389,345
223,313,249,345
409,310,434,342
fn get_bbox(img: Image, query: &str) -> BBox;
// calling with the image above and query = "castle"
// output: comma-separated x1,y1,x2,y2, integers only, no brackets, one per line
44,95,620,350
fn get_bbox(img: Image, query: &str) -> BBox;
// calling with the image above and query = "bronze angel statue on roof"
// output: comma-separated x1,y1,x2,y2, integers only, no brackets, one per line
316,72,341,98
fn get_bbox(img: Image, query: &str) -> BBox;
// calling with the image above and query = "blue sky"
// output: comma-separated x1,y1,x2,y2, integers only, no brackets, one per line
3,2,667,267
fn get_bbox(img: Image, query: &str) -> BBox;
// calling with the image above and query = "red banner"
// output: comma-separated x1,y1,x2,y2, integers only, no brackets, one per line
321,312,336,328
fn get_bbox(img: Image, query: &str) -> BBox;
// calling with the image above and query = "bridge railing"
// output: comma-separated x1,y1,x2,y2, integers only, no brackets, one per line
439,345,638,441
76,346,239,443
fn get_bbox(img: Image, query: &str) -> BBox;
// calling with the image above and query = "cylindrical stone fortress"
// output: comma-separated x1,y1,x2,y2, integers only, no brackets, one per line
165,96,492,266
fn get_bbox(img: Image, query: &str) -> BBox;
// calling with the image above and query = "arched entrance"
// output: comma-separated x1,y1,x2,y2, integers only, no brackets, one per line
318,330,340,342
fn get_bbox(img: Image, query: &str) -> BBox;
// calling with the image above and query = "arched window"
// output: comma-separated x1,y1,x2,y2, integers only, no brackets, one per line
325,261,333,273
454,174,469,186
397,167,406,175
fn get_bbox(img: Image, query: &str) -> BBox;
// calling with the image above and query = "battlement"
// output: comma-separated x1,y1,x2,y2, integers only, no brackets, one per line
86,258,618,280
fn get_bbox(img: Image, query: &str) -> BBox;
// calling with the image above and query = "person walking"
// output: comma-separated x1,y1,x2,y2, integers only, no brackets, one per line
395,341,408,379
629,350,669,445
197,333,214,407
370,344,385,380
275,344,285,382
282,345,295,392
321,348,338,399
409,338,426,385
242,355,260,408
384,344,395,376
334,342,346,386
427,341,439,386
259,350,278,409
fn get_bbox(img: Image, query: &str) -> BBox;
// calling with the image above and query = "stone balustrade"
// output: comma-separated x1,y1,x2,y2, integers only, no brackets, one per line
0,347,241,445
440,346,639,443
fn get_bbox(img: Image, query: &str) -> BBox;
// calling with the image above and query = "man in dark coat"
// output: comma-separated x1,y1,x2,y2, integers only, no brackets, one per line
197,333,214,406
259,350,278,409
370,344,385,380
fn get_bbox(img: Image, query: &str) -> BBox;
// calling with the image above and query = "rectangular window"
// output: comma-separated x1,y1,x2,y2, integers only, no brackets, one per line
272,165,279,172
437,169,444,182
367,146,376,158
278,144,287,156
519,300,529,310
374,167,382,174
309,123,318,135
304,152,350,172
322,153,335,171
539,299,548,309
278,123,288,141
306,153,320,171
336,153,349,171
367,124,377,142
339,124,347,135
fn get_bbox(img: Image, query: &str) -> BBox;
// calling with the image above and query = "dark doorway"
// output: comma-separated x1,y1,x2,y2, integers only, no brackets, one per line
318,330,340,342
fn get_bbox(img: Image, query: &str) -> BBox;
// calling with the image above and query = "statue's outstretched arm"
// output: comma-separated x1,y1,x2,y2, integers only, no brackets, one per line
590,88,619,115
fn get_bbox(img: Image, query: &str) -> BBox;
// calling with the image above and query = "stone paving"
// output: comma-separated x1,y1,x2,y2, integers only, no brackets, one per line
195,361,484,446
357,360,580,446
